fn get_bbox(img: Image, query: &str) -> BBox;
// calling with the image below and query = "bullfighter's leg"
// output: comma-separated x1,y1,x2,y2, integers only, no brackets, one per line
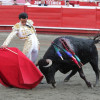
22,35,38,63
78,68,92,88
22,38,33,60
64,70,77,82
90,59,99,87
31,48,38,63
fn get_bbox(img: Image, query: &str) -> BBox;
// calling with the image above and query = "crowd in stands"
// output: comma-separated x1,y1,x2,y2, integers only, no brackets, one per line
0,0,99,7
0,0,31,5
0,1,2,5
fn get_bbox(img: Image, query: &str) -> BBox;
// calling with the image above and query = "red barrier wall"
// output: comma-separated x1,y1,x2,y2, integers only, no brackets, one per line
0,6,100,31
62,7,96,28
26,7,98,29
0,6,25,25
96,7,100,29
26,7,62,27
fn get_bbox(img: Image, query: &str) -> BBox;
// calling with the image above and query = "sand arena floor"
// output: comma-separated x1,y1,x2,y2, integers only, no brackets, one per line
0,32,100,100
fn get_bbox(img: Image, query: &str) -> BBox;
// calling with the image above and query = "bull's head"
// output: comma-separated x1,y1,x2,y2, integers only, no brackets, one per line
36,59,56,88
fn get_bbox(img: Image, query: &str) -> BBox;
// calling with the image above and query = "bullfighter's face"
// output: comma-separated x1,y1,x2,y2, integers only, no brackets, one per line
20,18,27,26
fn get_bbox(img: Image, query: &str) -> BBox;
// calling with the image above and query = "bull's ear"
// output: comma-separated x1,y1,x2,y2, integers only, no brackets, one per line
43,59,52,68
36,59,46,67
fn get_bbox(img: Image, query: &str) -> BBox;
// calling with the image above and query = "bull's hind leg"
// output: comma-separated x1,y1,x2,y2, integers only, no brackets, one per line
90,59,99,87
64,70,77,82
78,68,92,88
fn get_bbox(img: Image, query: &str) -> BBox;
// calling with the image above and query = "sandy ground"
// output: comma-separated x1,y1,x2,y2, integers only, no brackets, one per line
0,32,100,100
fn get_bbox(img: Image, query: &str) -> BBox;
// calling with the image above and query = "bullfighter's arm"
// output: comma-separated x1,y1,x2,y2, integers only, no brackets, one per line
2,23,19,46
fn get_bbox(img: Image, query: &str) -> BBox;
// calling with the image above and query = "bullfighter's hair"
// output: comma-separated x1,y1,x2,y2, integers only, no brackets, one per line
19,13,28,19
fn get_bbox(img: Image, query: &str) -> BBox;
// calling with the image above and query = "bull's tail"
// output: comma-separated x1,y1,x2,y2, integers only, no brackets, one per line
93,34,100,44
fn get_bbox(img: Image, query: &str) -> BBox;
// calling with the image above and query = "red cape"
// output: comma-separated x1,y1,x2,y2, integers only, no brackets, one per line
0,47,43,89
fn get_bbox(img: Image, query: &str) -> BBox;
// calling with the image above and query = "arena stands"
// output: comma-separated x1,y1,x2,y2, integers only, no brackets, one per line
0,0,31,5
1,0,12,5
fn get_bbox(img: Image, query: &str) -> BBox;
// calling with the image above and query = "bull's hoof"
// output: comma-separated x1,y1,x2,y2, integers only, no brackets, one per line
93,81,99,87
64,79,69,82
87,82,93,88
52,83,56,88
93,83,99,87
64,78,69,82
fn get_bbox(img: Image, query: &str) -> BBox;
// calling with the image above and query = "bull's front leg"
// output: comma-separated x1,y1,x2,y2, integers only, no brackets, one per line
64,70,77,82
78,68,92,88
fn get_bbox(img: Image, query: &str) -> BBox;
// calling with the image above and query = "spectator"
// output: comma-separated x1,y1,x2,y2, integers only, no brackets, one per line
0,1,2,5
74,1,79,7
38,0,48,6
66,0,73,7
25,0,31,6
89,0,95,2
13,0,18,5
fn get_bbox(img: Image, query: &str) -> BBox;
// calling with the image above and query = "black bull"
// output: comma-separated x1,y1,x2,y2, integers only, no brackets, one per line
37,35,100,88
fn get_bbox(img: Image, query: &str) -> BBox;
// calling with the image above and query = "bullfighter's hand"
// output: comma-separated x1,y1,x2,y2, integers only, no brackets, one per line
1,45,7,48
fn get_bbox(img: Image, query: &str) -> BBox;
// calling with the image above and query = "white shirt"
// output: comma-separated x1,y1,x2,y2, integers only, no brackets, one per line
66,4,73,7
2,20,36,46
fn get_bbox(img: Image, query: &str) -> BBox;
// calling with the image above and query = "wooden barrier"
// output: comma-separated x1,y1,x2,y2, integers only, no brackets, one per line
0,6,100,35
26,6,98,29
0,6,25,25
62,7,96,28
26,6,62,27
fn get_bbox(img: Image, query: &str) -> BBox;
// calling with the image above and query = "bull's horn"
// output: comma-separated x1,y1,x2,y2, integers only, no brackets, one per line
43,59,52,68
